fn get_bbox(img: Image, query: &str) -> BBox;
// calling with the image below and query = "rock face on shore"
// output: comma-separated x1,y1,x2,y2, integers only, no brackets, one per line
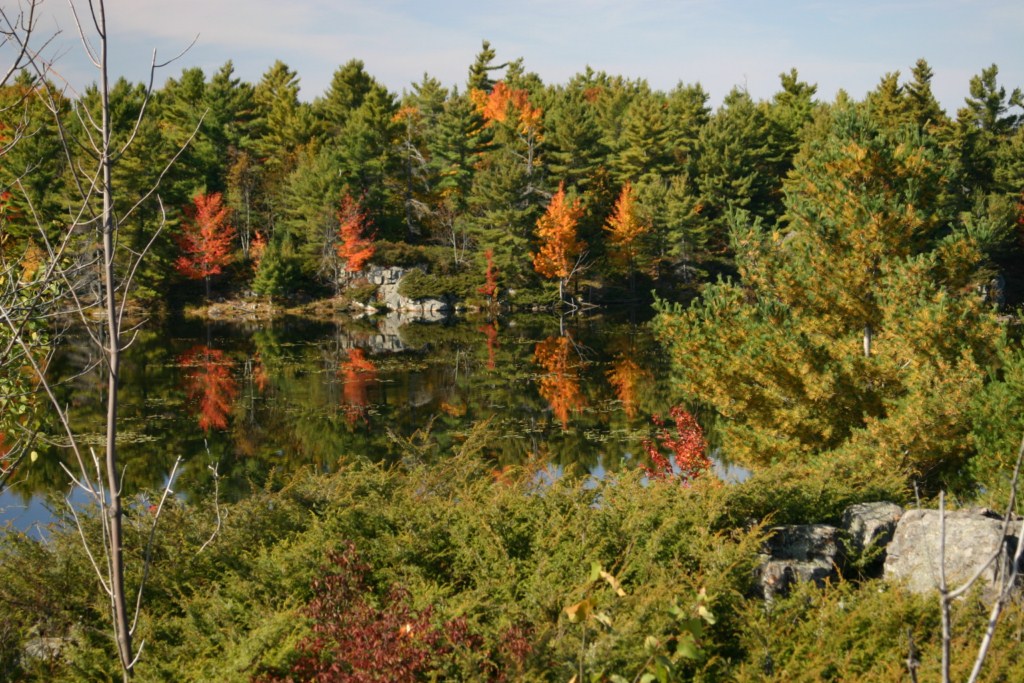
359,266,451,320
755,502,1023,601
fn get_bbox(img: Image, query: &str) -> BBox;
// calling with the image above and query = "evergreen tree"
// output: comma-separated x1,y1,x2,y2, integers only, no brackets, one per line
693,88,784,247
657,106,1002,488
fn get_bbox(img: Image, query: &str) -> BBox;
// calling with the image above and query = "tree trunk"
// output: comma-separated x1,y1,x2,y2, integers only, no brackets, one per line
97,6,133,673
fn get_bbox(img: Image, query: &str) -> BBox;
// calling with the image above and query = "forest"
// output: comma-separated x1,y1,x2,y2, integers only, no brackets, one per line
4,13,1024,681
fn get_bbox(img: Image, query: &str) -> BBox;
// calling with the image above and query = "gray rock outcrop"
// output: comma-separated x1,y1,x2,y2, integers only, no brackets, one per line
756,524,847,600
843,501,904,571
883,509,1021,598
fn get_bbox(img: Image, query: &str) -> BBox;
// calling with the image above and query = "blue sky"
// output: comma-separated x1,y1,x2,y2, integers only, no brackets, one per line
31,0,1024,115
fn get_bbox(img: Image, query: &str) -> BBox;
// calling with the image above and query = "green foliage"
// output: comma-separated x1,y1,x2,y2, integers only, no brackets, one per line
397,267,477,301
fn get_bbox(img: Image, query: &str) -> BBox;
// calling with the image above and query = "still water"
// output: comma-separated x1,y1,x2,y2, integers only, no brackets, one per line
1,311,693,529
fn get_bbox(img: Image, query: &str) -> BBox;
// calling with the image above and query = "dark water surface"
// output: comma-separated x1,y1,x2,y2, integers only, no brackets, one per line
2,311,690,529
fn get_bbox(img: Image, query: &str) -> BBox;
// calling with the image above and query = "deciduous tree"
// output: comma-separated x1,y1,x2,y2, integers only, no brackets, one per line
533,182,585,304
175,192,237,300
336,192,375,274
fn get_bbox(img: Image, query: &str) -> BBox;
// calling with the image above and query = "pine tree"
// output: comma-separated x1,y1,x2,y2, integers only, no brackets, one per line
657,106,1003,488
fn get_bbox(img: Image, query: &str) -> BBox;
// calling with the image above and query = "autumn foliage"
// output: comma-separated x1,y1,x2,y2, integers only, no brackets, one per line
534,334,586,429
337,193,375,273
255,542,532,683
605,182,650,273
606,355,651,420
178,345,239,432
477,248,499,298
339,347,377,424
470,81,543,136
642,406,710,481
533,183,585,282
174,192,236,285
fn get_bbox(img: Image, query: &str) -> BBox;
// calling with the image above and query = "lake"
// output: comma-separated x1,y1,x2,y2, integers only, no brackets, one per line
1,310,712,529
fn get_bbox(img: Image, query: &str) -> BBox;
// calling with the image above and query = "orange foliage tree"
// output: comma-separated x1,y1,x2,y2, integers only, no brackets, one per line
606,355,652,420
534,334,586,429
339,348,377,425
604,182,650,289
337,193,375,275
470,81,543,137
175,192,237,300
179,346,240,432
533,183,586,304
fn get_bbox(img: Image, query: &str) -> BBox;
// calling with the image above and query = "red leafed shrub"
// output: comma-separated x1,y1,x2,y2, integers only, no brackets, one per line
642,406,710,482
255,543,532,682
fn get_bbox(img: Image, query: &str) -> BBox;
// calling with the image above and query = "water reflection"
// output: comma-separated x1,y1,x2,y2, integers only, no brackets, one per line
1,313,683,524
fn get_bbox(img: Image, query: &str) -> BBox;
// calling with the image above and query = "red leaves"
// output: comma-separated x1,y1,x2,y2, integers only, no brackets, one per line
337,193,375,273
533,183,585,281
477,249,499,298
174,192,236,281
642,406,710,482
178,345,239,433
254,542,524,683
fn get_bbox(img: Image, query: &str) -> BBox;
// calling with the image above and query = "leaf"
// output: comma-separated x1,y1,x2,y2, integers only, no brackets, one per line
592,610,613,628
599,568,627,597
676,631,701,660
590,560,602,582
639,674,657,683
698,603,716,625
565,598,592,624
29,451,38,463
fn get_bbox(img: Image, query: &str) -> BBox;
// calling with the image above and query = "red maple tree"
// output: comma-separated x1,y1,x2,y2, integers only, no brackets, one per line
533,183,585,303
178,345,239,432
642,406,710,482
477,249,499,299
337,193,375,273
175,192,236,300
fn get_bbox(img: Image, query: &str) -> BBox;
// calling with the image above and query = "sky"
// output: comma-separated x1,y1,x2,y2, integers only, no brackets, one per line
21,0,1024,115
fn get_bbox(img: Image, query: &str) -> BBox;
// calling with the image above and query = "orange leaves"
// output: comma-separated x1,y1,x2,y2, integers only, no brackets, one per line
179,346,239,433
533,183,585,281
470,81,542,136
604,182,649,271
175,192,236,281
250,231,267,272
606,355,651,420
534,334,586,429
337,193,375,273
339,348,377,424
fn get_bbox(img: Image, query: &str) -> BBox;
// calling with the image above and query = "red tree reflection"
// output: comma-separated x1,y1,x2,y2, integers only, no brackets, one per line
534,334,586,429
478,321,499,370
339,348,377,424
179,345,239,432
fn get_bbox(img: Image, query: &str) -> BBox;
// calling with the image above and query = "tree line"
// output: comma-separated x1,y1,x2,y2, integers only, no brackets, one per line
2,44,1021,307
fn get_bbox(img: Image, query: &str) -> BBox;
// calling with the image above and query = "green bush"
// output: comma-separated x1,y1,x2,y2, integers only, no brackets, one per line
1,428,1017,682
